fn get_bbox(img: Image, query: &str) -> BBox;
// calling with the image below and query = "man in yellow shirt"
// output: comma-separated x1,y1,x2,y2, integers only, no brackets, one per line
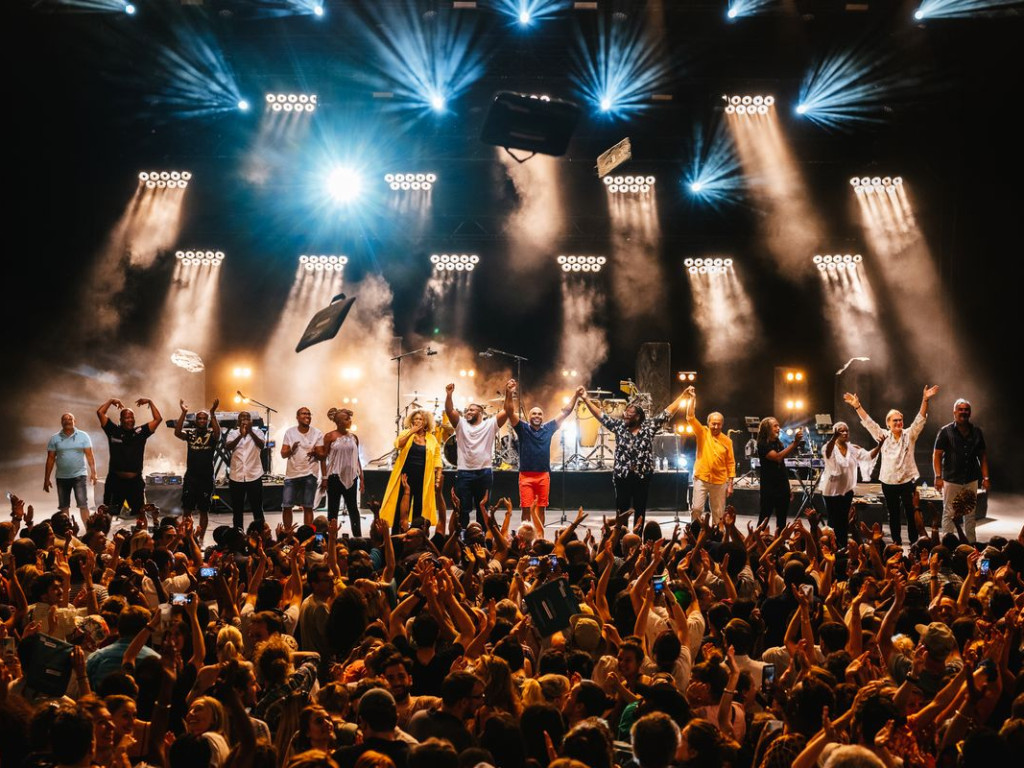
684,386,735,524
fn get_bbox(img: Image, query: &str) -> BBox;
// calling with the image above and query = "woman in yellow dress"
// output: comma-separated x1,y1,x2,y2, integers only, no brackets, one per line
380,409,443,532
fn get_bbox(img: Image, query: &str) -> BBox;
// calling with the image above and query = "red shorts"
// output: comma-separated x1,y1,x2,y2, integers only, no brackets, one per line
519,471,551,508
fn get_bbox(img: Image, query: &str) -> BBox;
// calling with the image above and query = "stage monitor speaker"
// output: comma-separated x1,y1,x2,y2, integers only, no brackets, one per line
296,293,356,353
480,91,581,157
636,342,672,413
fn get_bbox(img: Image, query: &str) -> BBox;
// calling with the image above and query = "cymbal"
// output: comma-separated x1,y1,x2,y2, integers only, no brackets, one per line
588,388,612,396
489,397,506,402
403,392,431,398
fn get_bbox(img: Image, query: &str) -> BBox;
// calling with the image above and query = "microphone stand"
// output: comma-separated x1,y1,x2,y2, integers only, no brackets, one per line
482,347,529,419
391,346,435,438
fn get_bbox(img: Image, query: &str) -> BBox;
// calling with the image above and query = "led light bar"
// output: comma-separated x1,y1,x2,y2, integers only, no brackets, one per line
683,257,734,275
384,173,437,192
139,171,191,189
430,253,479,272
849,176,903,194
813,253,863,272
265,93,318,113
175,250,225,266
299,255,348,272
722,94,775,115
602,175,656,195
556,255,607,273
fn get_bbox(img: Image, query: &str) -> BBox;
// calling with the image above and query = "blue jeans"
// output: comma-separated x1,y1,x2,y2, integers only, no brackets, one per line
456,469,492,527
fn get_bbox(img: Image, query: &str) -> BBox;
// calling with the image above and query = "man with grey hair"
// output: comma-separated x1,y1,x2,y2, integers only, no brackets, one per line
933,397,989,541
684,386,735,525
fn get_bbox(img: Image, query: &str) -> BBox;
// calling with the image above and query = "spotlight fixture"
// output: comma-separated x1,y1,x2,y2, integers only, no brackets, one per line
124,3,136,15
849,176,903,194
430,94,446,112
722,94,775,116
557,255,607,273
677,371,697,382
138,171,192,189
602,175,656,195
238,99,251,112
265,93,318,113
561,369,580,378
459,369,476,378
175,250,225,266
313,4,325,16
232,367,253,378
813,253,863,272
326,167,363,202
683,257,734,275
299,255,348,272
340,367,362,380
430,253,480,272
384,172,437,192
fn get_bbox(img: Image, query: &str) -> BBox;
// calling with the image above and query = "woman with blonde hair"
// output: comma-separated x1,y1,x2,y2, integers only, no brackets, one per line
521,674,571,709
379,409,443,533
183,696,231,768
474,655,523,717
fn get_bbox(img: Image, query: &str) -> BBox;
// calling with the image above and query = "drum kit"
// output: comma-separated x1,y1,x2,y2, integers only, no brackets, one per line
377,380,656,471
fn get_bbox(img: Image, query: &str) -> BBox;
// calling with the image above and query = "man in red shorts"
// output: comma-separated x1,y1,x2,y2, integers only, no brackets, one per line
504,380,578,526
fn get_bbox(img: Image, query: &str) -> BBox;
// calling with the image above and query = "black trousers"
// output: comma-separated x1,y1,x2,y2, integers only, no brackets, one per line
395,461,427,533
327,475,361,536
759,490,790,530
881,481,918,544
613,472,650,527
104,474,145,516
229,479,265,531
824,491,853,549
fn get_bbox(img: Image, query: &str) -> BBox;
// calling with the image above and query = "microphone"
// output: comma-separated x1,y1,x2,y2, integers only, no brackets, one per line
478,349,493,358
236,390,244,398
426,348,437,356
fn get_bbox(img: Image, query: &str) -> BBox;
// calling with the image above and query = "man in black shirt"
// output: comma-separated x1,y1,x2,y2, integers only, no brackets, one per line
174,398,220,540
933,398,989,542
96,397,162,517
756,417,802,531
407,671,483,754
334,688,410,768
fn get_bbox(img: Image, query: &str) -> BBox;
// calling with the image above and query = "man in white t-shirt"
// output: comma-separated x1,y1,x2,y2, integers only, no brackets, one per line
281,406,326,528
444,380,511,526
225,411,267,530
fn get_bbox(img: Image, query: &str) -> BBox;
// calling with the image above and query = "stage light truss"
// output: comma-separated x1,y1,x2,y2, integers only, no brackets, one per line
684,257,733,275
602,175,656,195
300,255,348,272
430,253,479,272
813,253,863,271
557,255,606,273
265,93,318,112
175,250,224,266
384,173,437,191
722,94,775,115
139,171,191,189
849,176,903,194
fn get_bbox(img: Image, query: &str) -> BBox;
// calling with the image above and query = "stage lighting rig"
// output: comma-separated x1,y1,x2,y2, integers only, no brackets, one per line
384,173,437,191
430,254,479,272
265,93,318,113
849,176,903,194
683,257,733,275
722,94,775,115
813,254,862,272
602,175,656,195
557,255,606,273
300,255,347,272
175,250,224,266
677,371,697,382
139,171,191,189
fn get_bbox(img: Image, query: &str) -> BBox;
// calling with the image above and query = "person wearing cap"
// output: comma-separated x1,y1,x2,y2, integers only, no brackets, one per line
445,381,512,528
333,687,410,768
933,397,989,542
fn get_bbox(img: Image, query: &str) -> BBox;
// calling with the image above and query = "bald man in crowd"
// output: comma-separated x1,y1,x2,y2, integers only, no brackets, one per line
684,386,735,524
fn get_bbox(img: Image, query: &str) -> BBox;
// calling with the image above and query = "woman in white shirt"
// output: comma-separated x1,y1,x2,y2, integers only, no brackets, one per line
843,385,939,545
818,422,881,549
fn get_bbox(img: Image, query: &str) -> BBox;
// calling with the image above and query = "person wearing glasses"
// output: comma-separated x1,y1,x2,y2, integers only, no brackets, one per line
843,385,939,545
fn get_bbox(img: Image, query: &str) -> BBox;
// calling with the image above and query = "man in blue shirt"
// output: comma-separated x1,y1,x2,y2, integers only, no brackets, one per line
504,380,578,526
44,413,97,522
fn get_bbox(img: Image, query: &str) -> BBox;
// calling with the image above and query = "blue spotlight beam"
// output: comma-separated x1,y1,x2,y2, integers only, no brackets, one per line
915,0,1021,19
356,0,488,116
573,16,672,119
486,0,572,26
50,0,135,12
796,44,920,131
727,0,777,19
686,121,744,209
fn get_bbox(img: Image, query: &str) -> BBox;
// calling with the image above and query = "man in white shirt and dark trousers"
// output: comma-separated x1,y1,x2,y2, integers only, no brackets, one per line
225,411,267,530
444,380,511,527
281,406,326,528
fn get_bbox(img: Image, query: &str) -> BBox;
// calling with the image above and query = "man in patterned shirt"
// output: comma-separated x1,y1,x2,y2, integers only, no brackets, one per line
577,385,686,527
